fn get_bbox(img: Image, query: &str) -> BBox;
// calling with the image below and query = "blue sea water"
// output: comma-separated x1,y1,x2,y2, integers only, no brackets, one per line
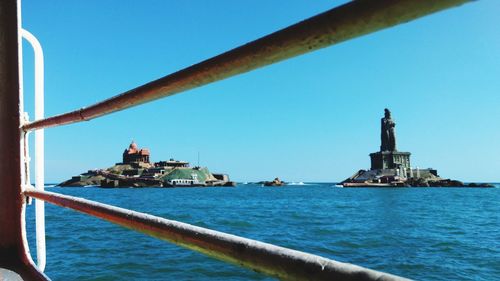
26,184,499,281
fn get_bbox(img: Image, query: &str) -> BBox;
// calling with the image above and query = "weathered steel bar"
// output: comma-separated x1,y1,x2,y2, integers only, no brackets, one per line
24,188,411,281
23,0,470,131
0,0,48,279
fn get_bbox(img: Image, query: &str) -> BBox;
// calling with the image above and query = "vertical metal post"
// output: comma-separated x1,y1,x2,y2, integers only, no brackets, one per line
0,0,47,279
0,0,24,265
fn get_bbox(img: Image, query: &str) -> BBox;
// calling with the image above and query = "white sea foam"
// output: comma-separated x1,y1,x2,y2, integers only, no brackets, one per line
288,182,308,185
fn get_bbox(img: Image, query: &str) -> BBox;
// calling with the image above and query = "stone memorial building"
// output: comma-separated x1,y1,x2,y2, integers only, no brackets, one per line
369,108,411,170
122,141,150,163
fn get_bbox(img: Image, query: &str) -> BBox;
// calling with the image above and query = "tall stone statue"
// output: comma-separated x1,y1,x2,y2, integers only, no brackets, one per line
380,108,397,151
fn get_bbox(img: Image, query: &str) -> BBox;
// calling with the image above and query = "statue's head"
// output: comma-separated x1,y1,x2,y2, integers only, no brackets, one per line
384,108,391,118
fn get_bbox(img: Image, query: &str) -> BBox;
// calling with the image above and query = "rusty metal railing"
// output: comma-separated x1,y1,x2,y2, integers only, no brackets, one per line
1,0,473,280
22,0,470,132
0,0,48,280
24,188,409,281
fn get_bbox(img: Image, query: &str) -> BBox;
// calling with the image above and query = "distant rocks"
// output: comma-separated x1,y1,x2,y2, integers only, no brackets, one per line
341,170,494,188
262,177,285,187
59,172,105,187
466,182,494,188
406,178,494,188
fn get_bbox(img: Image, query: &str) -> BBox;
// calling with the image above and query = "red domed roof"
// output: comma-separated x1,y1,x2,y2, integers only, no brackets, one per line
126,141,139,154
129,141,138,150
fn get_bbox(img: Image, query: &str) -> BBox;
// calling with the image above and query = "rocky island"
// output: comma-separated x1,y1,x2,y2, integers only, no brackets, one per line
259,177,286,186
60,141,236,188
341,109,493,188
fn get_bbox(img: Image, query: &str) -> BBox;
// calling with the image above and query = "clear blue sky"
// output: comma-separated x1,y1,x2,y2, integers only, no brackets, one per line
21,1,499,183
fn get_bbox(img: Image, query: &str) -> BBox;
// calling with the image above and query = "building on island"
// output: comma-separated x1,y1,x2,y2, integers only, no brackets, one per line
60,140,236,188
341,108,492,187
155,159,189,168
341,109,442,187
122,141,150,164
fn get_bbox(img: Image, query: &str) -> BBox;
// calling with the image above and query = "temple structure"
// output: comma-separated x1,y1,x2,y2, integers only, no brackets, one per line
122,141,150,163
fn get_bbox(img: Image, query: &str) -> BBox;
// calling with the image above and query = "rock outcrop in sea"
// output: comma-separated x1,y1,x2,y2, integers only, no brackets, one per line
59,141,236,188
262,177,285,186
341,109,493,188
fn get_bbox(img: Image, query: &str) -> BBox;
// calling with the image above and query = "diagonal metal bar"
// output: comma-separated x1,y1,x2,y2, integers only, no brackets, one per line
22,0,471,131
24,188,411,281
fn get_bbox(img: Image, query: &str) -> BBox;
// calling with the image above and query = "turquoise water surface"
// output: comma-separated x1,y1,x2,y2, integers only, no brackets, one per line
26,184,499,280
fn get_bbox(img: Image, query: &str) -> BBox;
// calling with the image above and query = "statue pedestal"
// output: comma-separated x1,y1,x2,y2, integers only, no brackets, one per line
369,151,411,170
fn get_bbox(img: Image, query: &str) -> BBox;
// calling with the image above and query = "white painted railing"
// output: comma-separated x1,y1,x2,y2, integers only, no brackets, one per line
21,28,46,272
